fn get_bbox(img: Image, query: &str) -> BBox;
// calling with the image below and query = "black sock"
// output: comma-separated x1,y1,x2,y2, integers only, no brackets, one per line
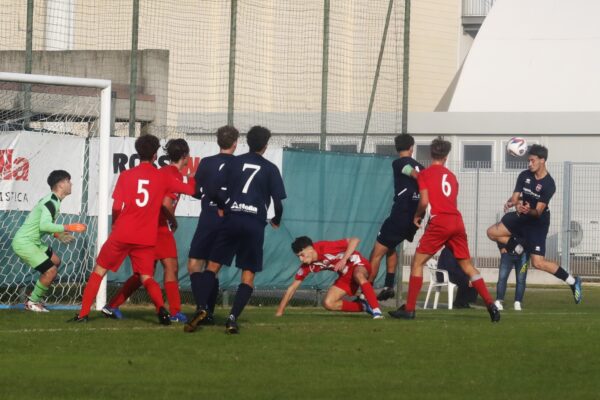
190,272,203,308
553,266,569,282
384,273,395,288
207,278,219,314
193,270,216,310
229,283,253,320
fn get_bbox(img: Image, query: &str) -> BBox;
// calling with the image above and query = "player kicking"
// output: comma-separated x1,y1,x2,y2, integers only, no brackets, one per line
277,236,383,319
368,134,423,301
12,170,86,312
486,144,582,303
187,125,239,325
101,139,192,322
184,125,286,334
388,137,500,322
70,134,195,324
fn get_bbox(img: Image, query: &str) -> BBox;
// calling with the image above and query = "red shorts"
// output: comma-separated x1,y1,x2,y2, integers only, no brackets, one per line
155,227,177,260
96,236,156,276
333,254,371,296
416,214,471,259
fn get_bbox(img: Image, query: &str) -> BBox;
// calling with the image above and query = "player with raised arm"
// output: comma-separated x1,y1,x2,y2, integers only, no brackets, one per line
486,144,582,303
101,139,192,322
187,125,239,325
388,137,500,322
69,134,195,324
12,170,86,312
368,134,424,301
184,125,286,334
277,236,383,319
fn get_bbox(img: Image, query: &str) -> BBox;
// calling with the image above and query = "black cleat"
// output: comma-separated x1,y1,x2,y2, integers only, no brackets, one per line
388,307,415,319
487,303,501,323
199,313,215,326
225,316,239,334
67,314,88,323
377,287,395,301
183,308,207,333
157,307,172,326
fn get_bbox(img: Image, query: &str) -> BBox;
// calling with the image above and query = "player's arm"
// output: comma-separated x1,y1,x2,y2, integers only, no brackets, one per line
270,197,283,228
401,163,420,179
275,279,302,316
413,189,429,228
333,237,360,272
518,201,547,218
168,175,196,196
504,192,521,213
112,199,124,225
161,196,178,232
39,205,66,233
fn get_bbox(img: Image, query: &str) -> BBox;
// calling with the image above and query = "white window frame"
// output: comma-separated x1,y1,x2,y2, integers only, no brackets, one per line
460,140,495,172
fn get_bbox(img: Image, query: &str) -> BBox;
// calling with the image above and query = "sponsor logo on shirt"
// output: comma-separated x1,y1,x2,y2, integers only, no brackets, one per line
535,184,542,192
230,201,258,214
525,178,531,184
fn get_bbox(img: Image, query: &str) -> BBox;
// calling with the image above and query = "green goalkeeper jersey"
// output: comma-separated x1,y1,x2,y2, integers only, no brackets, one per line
12,193,65,247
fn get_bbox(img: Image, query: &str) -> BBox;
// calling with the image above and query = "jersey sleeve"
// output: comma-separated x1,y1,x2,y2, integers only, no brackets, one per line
269,164,287,200
539,178,556,204
166,174,196,196
513,171,527,193
294,265,311,281
112,173,125,203
417,170,429,191
39,203,64,233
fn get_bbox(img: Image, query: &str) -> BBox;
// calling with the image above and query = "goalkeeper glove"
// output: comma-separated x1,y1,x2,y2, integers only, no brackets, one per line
64,223,87,233
54,232,75,244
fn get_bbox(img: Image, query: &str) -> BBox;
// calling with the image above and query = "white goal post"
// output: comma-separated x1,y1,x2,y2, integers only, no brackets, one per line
0,72,110,309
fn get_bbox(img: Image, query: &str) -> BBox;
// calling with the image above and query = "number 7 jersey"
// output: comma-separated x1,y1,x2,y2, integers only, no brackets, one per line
417,164,461,217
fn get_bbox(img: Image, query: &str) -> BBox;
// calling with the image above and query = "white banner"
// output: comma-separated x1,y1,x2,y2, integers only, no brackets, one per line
0,131,85,214
88,137,283,217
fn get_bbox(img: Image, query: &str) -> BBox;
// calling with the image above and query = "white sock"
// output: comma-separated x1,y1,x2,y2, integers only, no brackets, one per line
372,307,382,314
566,276,576,285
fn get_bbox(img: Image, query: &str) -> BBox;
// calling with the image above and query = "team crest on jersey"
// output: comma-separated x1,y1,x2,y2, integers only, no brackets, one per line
535,184,542,192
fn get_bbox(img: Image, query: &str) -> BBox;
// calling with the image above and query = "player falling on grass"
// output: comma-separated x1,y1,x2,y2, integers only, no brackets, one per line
70,134,195,324
12,170,86,312
486,144,582,303
187,125,239,325
388,137,500,322
184,125,286,334
368,134,423,301
276,236,384,319
101,139,192,322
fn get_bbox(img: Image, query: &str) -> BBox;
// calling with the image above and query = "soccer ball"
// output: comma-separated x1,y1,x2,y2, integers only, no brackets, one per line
506,137,528,157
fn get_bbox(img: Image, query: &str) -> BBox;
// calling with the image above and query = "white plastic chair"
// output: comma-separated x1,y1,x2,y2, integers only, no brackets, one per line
423,259,457,310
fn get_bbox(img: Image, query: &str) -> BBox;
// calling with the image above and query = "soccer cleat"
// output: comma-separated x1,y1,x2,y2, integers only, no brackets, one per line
101,306,123,320
183,308,207,333
514,301,522,311
24,299,49,313
388,307,415,320
494,300,504,311
372,310,384,319
377,287,395,301
169,312,188,323
199,314,215,326
487,303,501,323
571,276,582,304
358,294,374,316
157,307,172,326
225,316,239,334
67,314,88,323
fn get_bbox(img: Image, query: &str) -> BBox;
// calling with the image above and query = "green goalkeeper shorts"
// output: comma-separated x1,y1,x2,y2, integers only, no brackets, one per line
11,240,53,271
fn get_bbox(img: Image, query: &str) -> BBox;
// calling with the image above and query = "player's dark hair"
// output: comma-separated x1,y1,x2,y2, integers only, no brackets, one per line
135,134,161,161
394,134,414,152
247,125,271,152
217,125,239,149
164,138,190,162
47,170,71,189
291,236,313,254
430,136,451,160
528,144,548,160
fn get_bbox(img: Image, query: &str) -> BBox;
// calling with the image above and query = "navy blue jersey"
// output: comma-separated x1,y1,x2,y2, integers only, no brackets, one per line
390,157,424,214
220,152,286,223
194,153,235,215
513,170,556,214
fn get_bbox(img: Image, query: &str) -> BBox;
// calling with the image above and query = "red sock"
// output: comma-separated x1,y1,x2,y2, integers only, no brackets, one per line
471,277,493,305
142,278,165,312
360,282,380,310
406,275,423,312
79,272,103,317
109,274,142,308
341,300,363,312
164,281,181,315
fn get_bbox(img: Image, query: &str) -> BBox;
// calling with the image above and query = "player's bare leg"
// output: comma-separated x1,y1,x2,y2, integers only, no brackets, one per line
369,242,397,301
529,254,582,303
486,222,512,245
353,266,383,318
456,258,500,322
389,252,431,319
322,286,347,311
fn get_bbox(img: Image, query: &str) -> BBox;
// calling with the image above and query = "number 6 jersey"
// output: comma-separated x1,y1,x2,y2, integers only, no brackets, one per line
417,164,461,217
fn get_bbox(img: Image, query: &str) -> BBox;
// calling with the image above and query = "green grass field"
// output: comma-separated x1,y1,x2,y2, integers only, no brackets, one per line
1,286,599,400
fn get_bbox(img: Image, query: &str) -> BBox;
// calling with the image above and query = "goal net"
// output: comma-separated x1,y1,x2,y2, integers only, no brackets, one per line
0,72,110,309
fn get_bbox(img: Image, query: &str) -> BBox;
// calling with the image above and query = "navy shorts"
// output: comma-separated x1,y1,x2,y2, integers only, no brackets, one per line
501,211,550,256
208,213,265,273
376,212,418,249
188,211,223,260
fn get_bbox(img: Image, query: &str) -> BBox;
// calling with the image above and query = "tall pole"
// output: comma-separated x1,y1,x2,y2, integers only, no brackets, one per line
320,0,330,151
24,0,34,129
228,0,238,126
129,0,139,137
401,0,411,134
360,0,395,153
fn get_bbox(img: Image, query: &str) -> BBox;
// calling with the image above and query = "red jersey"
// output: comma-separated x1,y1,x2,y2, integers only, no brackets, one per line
158,165,183,229
294,240,367,281
417,164,461,217
111,162,195,245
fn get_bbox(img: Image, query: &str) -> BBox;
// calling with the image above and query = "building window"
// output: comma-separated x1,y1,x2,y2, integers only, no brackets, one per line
330,144,357,153
290,142,319,151
375,144,396,156
504,141,531,170
462,143,492,169
415,143,430,166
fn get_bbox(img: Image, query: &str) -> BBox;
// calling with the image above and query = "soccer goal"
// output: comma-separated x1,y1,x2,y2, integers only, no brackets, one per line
0,72,111,309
